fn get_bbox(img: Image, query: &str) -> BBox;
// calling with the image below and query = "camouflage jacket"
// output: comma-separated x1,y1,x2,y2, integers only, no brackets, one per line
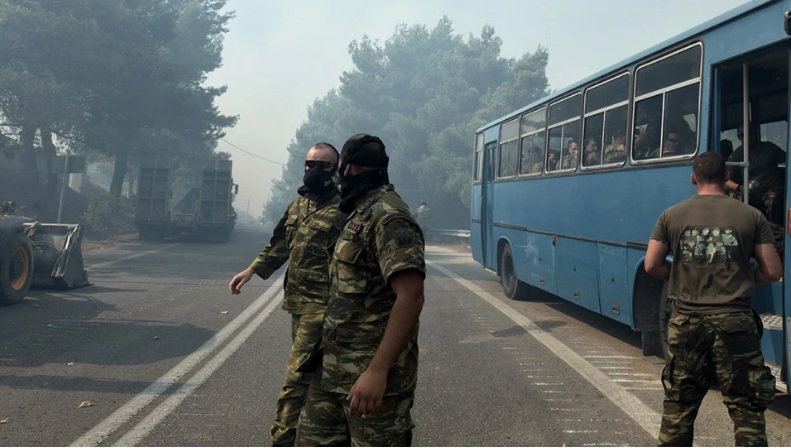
320,184,426,395
249,193,347,314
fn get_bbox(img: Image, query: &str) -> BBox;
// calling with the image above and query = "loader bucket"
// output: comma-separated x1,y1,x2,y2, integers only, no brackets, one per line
22,222,90,289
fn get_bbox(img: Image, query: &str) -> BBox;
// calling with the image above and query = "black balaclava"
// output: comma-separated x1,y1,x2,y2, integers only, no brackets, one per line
297,142,340,201
298,168,336,201
337,133,389,213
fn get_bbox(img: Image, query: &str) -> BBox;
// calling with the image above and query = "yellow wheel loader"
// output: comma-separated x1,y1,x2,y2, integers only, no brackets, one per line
0,201,89,305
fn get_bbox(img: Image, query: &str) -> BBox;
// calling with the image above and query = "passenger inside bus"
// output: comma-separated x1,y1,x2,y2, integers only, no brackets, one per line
632,127,654,160
725,123,786,245
530,146,545,174
649,130,685,158
720,139,734,160
546,150,559,171
603,130,626,163
561,140,579,170
583,137,600,166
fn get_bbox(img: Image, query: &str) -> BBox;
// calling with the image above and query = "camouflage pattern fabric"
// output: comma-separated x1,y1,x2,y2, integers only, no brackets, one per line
269,311,325,446
249,193,347,314
603,143,626,164
729,188,784,255
321,184,425,396
659,310,775,447
584,150,600,167
296,383,414,447
414,204,431,233
247,192,345,446
560,153,578,170
297,184,425,446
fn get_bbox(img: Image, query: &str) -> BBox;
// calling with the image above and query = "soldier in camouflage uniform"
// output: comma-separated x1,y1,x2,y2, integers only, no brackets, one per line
296,133,426,447
414,200,431,235
645,152,781,447
229,142,347,446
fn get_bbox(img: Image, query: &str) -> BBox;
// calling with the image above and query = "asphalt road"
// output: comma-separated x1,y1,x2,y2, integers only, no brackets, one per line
0,225,789,446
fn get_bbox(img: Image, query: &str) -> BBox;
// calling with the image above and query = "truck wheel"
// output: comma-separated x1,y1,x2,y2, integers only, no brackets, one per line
0,232,34,305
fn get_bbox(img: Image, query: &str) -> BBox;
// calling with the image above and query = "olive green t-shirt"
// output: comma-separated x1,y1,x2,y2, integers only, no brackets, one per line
650,194,775,314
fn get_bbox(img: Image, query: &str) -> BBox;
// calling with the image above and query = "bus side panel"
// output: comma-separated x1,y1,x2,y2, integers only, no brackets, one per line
598,244,632,326
524,231,557,295
555,238,600,313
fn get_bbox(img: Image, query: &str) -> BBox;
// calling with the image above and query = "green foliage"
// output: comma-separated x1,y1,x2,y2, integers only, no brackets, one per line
81,192,133,239
263,16,550,229
0,0,237,197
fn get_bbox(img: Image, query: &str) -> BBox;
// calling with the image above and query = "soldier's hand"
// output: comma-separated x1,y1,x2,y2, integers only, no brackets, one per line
229,268,254,295
347,368,387,417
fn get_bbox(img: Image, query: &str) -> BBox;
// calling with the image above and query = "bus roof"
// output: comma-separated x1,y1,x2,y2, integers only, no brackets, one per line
477,0,776,133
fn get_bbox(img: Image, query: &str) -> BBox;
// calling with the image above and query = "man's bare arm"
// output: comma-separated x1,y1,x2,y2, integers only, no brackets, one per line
645,239,671,281
753,243,782,285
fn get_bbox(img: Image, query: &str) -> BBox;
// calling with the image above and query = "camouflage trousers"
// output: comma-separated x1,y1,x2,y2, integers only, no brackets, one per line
659,310,775,447
296,386,414,447
269,312,325,447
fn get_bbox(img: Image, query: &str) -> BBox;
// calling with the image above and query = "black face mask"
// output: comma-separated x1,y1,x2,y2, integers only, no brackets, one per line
298,169,336,200
337,170,387,213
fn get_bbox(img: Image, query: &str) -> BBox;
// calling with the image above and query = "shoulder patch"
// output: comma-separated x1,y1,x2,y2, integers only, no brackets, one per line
347,220,363,234
392,228,421,247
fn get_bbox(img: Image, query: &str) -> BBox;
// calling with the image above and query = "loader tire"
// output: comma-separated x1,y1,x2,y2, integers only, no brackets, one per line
0,231,34,305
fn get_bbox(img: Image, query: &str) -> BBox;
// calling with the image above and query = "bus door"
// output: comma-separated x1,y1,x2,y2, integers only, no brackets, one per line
716,44,789,389
480,140,497,270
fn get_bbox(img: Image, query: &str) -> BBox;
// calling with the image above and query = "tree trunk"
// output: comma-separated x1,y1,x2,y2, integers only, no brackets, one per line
40,129,59,196
19,125,38,176
110,150,129,198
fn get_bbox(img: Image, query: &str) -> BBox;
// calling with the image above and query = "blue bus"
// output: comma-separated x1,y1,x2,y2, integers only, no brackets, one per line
471,0,790,391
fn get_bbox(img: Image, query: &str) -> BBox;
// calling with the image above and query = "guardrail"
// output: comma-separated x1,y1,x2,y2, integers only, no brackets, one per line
426,228,470,244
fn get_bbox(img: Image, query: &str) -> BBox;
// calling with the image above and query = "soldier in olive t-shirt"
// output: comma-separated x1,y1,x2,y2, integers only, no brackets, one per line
650,194,775,314
645,152,781,447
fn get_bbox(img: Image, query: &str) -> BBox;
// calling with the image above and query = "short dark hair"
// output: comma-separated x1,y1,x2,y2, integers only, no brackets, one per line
312,142,339,163
693,151,726,184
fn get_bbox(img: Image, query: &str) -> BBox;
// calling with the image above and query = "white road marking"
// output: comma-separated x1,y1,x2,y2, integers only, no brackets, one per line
114,289,284,446
70,271,286,447
87,244,180,269
428,261,661,440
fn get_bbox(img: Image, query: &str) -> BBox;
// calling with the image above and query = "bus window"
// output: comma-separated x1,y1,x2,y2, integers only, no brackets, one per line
602,105,628,164
548,120,580,172
633,95,662,160
519,108,546,176
520,133,547,175
582,114,603,167
583,73,630,167
474,133,483,182
498,119,519,178
548,95,581,173
634,44,702,161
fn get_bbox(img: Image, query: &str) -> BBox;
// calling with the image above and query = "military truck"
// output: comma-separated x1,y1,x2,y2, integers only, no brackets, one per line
135,159,238,242
0,200,89,305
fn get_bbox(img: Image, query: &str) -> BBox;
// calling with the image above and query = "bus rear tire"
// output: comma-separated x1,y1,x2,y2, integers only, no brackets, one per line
500,244,529,300
641,283,670,359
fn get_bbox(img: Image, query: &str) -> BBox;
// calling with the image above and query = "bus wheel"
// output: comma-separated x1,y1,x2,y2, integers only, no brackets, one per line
641,283,670,359
500,244,529,300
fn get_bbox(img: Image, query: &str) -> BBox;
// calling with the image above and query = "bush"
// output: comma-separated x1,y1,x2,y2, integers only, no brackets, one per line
82,193,134,239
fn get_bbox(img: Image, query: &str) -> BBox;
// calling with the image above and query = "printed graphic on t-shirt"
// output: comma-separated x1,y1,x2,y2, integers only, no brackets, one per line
680,227,739,263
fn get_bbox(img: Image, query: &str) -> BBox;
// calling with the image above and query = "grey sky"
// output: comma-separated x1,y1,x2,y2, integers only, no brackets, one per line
206,0,750,217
